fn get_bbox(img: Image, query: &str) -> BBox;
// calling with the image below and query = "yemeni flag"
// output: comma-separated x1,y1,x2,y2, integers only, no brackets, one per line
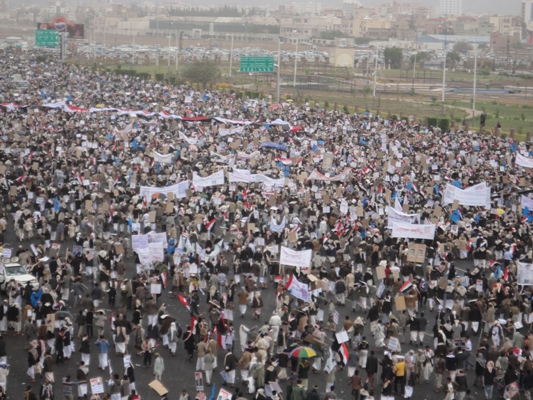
178,295,190,311
489,260,501,269
339,342,350,365
285,275,297,291
206,219,216,231
190,316,198,333
217,333,226,349
504,266,509,281
399,281,413,293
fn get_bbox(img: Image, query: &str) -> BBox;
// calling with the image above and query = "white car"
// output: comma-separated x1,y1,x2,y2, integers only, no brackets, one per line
0,262,39,292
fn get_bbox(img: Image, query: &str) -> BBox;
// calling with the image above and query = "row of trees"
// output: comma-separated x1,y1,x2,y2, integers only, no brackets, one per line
382,40,486,70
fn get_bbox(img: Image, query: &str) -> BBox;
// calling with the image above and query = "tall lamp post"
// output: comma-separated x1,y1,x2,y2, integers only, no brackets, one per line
372,51,378,108
441,23,450,115
155,0,159,66
472,32,478,126
167,35,171,76
228,33,234,79
293,30,298,88
412,51,417,91
274,17,282,103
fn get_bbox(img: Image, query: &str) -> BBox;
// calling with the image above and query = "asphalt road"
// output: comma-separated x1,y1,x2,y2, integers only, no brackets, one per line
2,224,489,400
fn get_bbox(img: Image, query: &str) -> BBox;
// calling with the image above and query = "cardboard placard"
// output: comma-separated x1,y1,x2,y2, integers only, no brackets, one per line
148,211,156,223
114,243,124,255
376,266,386,280
395,295,406,311
407,244,426,263
166,202,174,213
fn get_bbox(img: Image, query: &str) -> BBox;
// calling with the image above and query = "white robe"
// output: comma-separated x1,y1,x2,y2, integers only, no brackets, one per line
239,325,250,351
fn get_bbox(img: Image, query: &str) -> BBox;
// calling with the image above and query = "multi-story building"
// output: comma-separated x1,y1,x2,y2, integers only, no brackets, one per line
343,0,363,18
439,0,462,16
488,15,522,39
522,0,533,30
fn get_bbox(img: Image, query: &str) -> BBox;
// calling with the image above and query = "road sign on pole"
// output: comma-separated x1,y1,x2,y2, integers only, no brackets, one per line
239,56,275,73
35,30,59,47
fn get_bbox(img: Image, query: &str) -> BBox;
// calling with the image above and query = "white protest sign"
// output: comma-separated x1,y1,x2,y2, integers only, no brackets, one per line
280,247,312,268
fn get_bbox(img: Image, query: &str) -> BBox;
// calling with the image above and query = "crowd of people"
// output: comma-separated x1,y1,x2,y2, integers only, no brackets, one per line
0,49,532,400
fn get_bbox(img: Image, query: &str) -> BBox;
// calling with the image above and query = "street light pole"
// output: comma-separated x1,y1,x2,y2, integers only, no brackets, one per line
229,33,234,78
372,51,378,106
293,36,298,88
277,29,281,103
176,32,179,74
167,36,171,76
155,0,159,66
412,51,417,90
472,41,478,126
441,25,448,115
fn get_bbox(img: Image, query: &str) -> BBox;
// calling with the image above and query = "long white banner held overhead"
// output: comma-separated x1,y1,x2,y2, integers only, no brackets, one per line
517,261,533,285
228,169,251,183
280,246,312,268
308,169,351,182
192,169,225,188
139,180,189,202
386,206,421,228
228,169,286,187
219,126,245,137
443,182,491,208
391,222,436,240
153,151,174,164
516,154,533,168
250,174,286,187
236,151,260,160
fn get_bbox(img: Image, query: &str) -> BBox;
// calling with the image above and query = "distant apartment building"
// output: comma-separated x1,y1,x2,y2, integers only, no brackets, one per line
280,2,322,15
439,0,462,16
523,0,533,30
343,0,363,18
488,15,522,39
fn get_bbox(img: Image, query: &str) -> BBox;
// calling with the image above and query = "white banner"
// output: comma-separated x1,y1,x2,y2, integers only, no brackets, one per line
228,169,286,187
179,131,197,145
192,169,225,188
391,222,436,240
280,246,312,268
153,151,174,164
249,174,286,187
210,152,233,164
228,169,251,183
137,242,165,264
147,231,168,244
308,169,351,182
522,195,533,210
236,151,260,160
139,180,189,201
517,261,533,285
386,206,421,228
516,154,533,168
219,126,244,137
286,275,311,303
443,182,491,208
270,216,286,233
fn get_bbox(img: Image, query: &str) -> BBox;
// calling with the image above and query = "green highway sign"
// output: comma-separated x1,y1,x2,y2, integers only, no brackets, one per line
36,30,59,47
239,56,275,73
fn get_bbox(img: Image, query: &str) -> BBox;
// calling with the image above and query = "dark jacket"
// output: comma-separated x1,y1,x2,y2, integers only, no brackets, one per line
366,355,378,374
